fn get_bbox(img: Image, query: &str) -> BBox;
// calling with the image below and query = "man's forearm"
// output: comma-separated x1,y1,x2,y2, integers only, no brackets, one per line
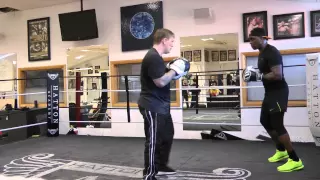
262,72,282,81
160,70,176,85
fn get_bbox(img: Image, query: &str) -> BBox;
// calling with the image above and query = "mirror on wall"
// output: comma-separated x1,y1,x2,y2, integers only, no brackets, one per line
180,33,241,132
0,53,17,109
67,45,110,128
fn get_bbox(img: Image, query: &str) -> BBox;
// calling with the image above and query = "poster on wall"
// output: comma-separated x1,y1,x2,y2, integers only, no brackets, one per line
310,10,320,37
273,12,305,40
27,17,51,62
120,1,163,51
242,11,268,42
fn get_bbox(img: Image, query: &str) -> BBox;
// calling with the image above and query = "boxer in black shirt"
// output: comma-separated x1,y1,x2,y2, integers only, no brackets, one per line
243,27,304,172
138,28,190,180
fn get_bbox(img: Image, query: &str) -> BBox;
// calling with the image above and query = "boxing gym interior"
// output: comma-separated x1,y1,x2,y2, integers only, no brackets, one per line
0,0,319,179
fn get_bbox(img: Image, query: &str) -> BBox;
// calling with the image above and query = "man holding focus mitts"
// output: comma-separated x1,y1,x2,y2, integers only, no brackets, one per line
138,28,190,180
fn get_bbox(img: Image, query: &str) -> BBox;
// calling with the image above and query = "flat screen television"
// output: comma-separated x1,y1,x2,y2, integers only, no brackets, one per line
58,9,99,41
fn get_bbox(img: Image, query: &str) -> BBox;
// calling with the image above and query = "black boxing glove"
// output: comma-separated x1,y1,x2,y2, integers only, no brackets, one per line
167,57,190,80
243,66,263,82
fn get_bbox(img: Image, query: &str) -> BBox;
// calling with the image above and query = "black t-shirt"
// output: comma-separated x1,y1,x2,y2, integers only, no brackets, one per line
258,44,288,92
138,48,170,114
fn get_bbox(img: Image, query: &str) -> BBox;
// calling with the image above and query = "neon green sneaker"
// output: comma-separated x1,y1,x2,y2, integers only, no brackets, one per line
277,158,304,172
268,150,289,162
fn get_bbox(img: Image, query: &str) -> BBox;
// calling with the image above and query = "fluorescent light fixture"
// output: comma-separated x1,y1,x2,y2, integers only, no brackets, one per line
75,55,85,60
181,45,192,47
201,38,214,41
68,67,93,72
81,50,91,52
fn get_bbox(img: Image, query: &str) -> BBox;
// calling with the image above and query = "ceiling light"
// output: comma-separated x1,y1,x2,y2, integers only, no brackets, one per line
68,67,93,72
181,45,192,47
75,55,85,60
201,38,214,41
81,50,91,52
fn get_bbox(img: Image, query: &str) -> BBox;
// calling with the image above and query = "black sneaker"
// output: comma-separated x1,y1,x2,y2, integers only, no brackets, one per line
157,166,176,176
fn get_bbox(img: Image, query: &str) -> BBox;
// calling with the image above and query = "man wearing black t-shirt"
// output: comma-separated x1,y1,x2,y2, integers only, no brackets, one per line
243,28,304,172
138,28,189,180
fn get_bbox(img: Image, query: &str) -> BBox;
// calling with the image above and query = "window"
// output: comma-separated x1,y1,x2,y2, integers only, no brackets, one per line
18,65,67,108
241,48,319,107
110,57,180,107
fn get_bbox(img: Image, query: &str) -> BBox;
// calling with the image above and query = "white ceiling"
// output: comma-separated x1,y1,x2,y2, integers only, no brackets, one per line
0,0,79,11
180,33,238,51
67,45,108,69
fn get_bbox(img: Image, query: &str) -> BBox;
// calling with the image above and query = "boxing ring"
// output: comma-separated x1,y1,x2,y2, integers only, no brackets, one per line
0,53,319,179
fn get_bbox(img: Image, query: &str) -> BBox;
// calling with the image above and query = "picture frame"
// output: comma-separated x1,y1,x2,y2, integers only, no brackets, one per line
228,50,237,61
120,1,163,51
310,10,320,37
211,51,219,62
184,51,192,62
27,17,51,62
220,51,227,61
88,66,93,74
193,50,201,62
242,11,268,42
273,12,305,40
95,65,100,73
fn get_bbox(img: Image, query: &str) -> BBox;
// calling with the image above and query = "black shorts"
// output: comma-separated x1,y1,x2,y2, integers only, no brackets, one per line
260,88,288,127
261,88,289,114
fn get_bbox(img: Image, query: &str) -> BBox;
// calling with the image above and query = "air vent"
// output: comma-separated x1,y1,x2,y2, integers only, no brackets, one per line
0,7,19,13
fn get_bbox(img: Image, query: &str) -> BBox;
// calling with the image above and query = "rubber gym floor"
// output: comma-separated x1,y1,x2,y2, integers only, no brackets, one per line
0,135,319,180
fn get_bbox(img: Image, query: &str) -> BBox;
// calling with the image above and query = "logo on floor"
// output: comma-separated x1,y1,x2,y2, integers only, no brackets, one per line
1,153,252,180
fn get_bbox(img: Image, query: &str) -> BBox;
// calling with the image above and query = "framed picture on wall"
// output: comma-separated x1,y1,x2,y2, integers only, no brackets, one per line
220,51,227,61
193,50,201,62
204,50,209,62
211,51,219,61
88,66,93,74
95,65,100,73
120,1,163,51
184,51,192,62
228,50,236,61
242,11,268,42
27,17,51,62
273,12,305,40
310,10,320,37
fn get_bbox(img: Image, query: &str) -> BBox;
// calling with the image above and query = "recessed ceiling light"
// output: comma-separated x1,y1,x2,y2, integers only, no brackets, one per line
75,55,85,60
201,38,214,41
181,45,192,47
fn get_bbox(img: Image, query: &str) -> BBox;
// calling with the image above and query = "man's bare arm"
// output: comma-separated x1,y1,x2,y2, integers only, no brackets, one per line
153,70,176,88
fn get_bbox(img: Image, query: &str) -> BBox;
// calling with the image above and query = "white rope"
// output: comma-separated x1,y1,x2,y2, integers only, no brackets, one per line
61,120,310,127
62,84,306,93
0,84,305,97
0,122,47,132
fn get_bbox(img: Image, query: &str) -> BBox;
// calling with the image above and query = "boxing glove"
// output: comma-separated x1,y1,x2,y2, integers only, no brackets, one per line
243,66,263,82
167,57,190,80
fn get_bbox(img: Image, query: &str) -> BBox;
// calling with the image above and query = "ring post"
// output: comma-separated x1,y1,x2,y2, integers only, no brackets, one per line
306,53,320,146
46,71,60,137
124,75,131,123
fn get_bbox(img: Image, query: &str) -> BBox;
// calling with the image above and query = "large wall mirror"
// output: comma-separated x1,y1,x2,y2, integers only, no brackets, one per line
180,33,241,132
67,45,110,128
0,53,17,108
